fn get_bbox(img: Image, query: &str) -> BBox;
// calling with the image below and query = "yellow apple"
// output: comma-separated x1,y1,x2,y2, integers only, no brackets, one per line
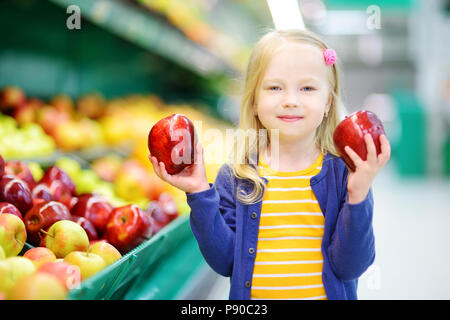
88,242,122,266
8,273,67,300
45,220,89,258
23,247,56,268
0,213,26,257
0,257,36,294
64,251,106,280
0,245,5,259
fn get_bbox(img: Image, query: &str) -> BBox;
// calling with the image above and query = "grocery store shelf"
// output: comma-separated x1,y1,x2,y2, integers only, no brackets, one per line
47,0,237,77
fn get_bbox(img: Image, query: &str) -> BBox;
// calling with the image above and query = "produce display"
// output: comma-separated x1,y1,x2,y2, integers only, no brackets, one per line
136,0,251,72
0,153,185,299
0,84,231,300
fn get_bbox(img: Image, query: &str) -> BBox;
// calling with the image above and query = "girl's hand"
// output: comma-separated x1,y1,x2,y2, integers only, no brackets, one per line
149,142,210,194
344,134,391,204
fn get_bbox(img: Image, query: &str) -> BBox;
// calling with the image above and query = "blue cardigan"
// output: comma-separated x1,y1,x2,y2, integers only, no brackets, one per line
186,153,375,300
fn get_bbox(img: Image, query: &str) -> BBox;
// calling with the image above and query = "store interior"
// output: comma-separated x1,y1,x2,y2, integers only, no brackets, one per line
0,0,449,300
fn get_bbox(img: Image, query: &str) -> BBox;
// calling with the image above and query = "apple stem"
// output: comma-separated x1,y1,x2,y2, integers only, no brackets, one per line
40,229,53,238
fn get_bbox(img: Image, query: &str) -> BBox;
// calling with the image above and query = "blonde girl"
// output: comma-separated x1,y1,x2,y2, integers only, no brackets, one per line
149,29,391,300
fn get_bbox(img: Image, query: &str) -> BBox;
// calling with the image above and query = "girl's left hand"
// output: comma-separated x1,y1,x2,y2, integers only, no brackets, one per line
344,134,391,204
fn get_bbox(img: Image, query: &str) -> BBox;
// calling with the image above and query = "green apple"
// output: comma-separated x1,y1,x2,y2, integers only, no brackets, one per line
0,213,26,257
0,245,5,259
45,220,89,258
7,272,67,300
23,247,56,268
64,251,106,280
0,257,36,294
88,242,122,266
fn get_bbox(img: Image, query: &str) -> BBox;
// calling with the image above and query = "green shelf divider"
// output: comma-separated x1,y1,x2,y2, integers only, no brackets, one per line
47,0,236,78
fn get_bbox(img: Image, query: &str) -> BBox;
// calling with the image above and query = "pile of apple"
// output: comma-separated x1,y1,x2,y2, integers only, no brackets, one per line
0,153,179,300
0,86,104,152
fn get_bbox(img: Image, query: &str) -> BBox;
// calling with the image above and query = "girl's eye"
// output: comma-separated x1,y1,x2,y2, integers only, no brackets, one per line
268,86,281,91
302,87,315,92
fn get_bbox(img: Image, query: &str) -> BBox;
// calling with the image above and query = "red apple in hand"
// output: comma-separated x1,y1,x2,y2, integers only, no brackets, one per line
148,113,196,175
23,201,72,246
4,160,36,190
0,202,23,220
105,204,153,253
70,194,113,236
333,110,386,171
0,175,33,215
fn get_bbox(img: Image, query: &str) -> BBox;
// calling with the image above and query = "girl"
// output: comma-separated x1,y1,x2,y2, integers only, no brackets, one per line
149,29,391,300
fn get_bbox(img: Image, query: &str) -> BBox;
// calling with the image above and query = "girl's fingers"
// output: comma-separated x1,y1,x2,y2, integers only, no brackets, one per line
365,134,377,164
378,134,391,165
344,145,363,169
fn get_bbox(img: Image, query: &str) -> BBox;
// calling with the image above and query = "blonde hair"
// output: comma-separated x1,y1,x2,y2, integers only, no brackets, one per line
228,29,343,204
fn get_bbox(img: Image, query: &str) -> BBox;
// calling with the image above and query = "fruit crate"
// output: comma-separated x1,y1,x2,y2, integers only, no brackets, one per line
66,214,206,300
18,214,208,300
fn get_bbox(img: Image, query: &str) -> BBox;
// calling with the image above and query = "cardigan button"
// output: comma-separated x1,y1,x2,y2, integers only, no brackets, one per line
248,248,255,254
250,212,257,219
245,281,251,288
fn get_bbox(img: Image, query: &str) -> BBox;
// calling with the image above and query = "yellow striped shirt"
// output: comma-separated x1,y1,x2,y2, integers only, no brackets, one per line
250,152,327,300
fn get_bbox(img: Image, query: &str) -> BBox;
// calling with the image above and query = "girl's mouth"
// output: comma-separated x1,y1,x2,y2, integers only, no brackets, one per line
277,115,303,122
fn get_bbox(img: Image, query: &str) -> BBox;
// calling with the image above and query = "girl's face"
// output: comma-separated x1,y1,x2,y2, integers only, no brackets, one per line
256,41,332,143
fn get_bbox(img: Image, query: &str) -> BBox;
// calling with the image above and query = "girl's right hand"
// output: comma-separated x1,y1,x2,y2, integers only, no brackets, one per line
148,142,210,194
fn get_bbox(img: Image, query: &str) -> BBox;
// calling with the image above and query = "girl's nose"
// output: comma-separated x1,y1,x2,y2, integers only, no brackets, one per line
282,92,300,108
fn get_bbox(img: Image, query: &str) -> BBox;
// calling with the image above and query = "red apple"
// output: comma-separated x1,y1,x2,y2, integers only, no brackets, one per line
41,180,73,209
0,202,23,220
37,261,81,290
146,201,167,234
4,160,36,190
104,204,153,253
333,110,386,171
40,166,76,195
0,153,4,178
158,192,179,223
70,216,98,241
148,113,196,175
32,183,55,202
70,194,113,236
23,201,72,246
0,175,33,215
0,86,26,111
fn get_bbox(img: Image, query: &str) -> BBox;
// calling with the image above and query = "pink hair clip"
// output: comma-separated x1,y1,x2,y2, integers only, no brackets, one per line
323,48,337,66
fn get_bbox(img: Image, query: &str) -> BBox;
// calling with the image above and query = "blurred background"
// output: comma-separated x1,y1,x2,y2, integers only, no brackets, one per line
0,0,449,300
